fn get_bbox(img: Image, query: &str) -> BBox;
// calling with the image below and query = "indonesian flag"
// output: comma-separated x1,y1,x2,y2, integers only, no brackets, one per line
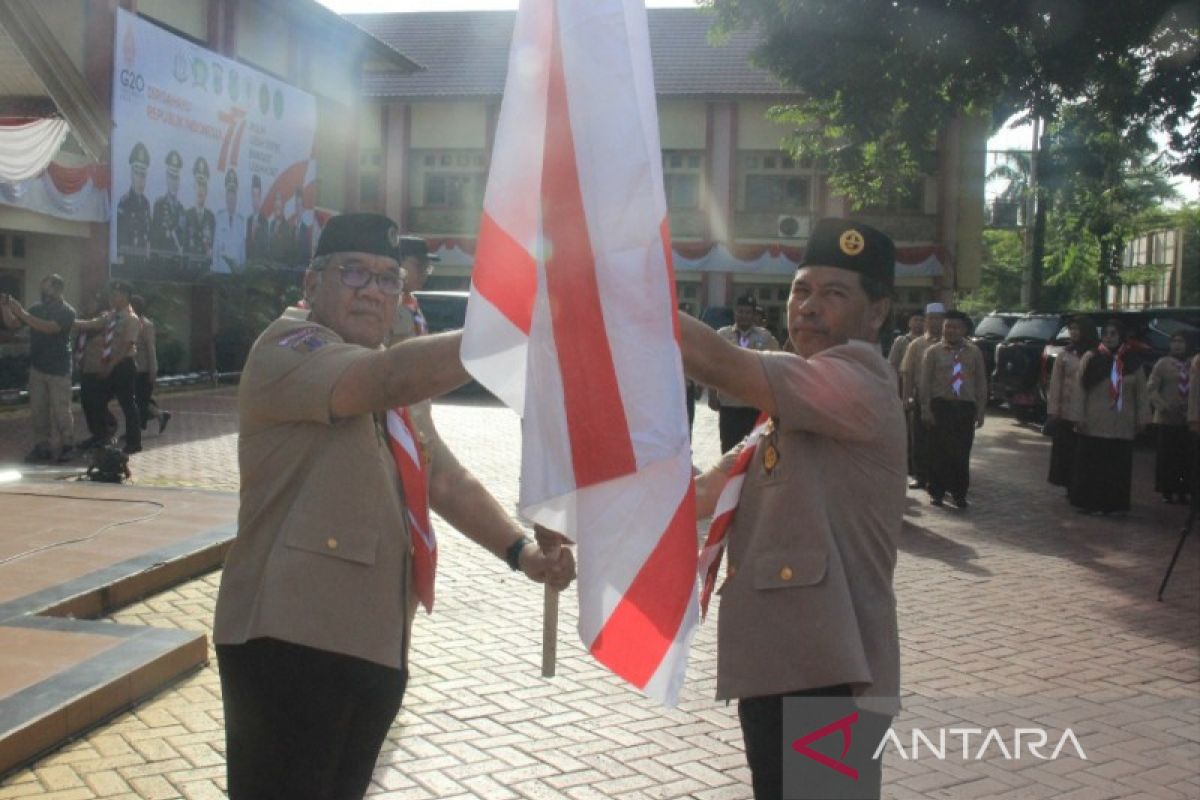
462,0,698,705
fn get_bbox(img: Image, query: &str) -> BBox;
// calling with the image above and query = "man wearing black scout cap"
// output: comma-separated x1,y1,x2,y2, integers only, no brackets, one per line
681,217,904,799
212,213,574,800
390,235,440,342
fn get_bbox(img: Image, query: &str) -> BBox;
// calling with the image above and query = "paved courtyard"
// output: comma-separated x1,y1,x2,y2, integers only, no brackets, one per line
0,385,1197,799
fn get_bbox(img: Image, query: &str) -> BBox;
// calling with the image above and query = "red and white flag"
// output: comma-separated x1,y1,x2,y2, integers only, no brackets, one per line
462,0,698,705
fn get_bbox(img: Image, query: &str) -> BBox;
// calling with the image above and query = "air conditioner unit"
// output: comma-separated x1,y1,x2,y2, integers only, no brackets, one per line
777,214,808,239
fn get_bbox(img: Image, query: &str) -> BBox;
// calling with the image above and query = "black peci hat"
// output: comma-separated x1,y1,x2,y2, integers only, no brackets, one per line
314,213,403,262
398,236,440,263
800,218,895,288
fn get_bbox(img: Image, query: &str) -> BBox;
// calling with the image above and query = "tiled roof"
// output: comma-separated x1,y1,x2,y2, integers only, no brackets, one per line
349,8,793,100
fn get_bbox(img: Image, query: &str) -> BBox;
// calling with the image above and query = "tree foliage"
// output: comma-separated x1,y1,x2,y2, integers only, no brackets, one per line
705,0,1199,206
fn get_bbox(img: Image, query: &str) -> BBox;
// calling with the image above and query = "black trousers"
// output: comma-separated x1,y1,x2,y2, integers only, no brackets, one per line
103,358,141,449
80,373,111,440
738,685,891,800
1047,421,1077,487
1155,423,1191,497
720,406,762,453
217,638,408,800
1069,435,1133,513
928,398,977,501
135,371,160,429
910,398,932,485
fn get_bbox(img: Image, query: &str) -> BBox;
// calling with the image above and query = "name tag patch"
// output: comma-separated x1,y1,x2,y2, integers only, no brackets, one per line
277,326,331,353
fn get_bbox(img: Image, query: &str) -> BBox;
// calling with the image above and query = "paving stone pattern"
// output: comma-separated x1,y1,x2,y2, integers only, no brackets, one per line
0,387,1196,799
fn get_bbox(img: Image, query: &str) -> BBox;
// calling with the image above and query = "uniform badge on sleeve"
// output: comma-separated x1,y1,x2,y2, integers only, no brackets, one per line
277,325,332,353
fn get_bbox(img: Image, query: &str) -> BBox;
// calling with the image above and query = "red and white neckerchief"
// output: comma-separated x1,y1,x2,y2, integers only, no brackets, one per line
950,347,964,397
698,414,771,619
1178,358,1190,399
101,313,118,363
1099,344,1125,411
385,407,437,613
402,292,427,336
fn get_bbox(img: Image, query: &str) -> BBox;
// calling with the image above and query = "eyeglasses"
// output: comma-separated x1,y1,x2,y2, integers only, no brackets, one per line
322,263,404,296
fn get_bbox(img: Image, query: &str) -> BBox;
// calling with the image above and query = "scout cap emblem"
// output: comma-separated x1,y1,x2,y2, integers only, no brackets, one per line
387,226,401,248
839,228,865,256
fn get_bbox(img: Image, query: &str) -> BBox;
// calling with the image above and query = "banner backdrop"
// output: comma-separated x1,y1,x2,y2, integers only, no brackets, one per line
110,9,317,281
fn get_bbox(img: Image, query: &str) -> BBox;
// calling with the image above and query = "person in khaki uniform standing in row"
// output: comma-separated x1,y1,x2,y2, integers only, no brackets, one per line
711,294,780,452
1045,315,1098,490
886,309,924,379
1147,331,1193,503
899,301,944,489
1068,319,1151,515
212,214,574,800
682,218,905,800
919,310,987,509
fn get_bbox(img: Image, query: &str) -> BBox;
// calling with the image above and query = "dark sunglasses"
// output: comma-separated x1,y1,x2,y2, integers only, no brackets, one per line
323,263,404,296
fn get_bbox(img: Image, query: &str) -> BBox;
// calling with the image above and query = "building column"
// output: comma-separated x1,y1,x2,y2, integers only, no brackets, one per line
383,103,409,229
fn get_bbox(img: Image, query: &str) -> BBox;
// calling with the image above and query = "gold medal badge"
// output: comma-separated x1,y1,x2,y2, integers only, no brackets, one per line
762,443,779,474
839,228,865,256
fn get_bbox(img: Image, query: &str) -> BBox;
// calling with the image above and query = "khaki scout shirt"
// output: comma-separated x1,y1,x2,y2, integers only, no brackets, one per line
79,329,107,375
886,332,913,374
1147,355,1189,426
134,316,157,374
1047,349,1083,422
213,313,415,669
1069,351,1151,441
717,340,905,714
899,333,939,404
714,325,780,407
919,341,987,420
106,309,140,364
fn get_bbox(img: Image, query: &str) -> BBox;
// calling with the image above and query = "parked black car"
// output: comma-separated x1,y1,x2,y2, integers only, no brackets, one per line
993,312,1071,421
969,312,1021,403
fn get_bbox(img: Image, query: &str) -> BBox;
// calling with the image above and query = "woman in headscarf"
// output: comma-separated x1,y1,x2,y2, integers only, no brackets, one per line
1046,315,1098,490
1147,331,1193,503
1068,319,1151,514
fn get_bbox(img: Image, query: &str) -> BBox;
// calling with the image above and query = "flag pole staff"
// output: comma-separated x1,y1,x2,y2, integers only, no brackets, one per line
542,583,558,677
534,524,564,677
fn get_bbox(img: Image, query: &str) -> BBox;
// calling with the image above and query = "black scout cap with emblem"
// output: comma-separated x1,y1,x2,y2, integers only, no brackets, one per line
314,213,404,262
800,217,895,288
129,142,150,174
398,235,440,263
165,150,182,177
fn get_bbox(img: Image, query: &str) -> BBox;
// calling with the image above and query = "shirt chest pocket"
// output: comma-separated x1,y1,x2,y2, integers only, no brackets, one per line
282,490,384,566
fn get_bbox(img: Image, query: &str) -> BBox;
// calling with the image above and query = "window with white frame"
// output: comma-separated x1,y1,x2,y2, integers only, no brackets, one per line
662,150,704,210
738,151,813,213
412,150,488,210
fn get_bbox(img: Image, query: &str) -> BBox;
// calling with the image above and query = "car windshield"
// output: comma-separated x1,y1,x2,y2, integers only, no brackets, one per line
415,295,467,332
1005,318,1060,341
974,316,1013,338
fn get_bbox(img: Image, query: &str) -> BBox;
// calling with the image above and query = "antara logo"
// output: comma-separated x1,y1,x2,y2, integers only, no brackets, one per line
873,727,1088,761
791,711,860,780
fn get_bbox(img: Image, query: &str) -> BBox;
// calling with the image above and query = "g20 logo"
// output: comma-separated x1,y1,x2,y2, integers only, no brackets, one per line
119,70,145,93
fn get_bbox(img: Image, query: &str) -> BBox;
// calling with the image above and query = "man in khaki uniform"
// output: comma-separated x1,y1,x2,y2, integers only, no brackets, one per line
899,301,945,488
130,295,171,435
887,310,924,380
919,310,987,508
711,294,780,452
682,218,905,799
76,281,143,453
212,214,574,800
388,235,439,343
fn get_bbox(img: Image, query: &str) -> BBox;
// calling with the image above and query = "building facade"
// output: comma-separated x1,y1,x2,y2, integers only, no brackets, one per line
352,8,987,340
